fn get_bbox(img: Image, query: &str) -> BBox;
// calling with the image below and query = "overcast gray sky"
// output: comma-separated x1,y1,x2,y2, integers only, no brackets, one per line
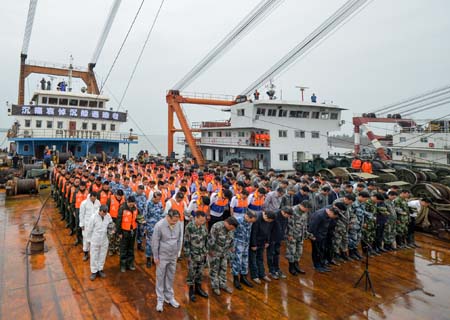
1,0,450,153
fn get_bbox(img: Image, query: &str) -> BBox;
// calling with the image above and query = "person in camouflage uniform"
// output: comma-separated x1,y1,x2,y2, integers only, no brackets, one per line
394,189,411,248
208,216,238,296
131,185,148,251
348,191,370,260
362,195,377,255
144,191,164,268
184,211,209,302
383,191,398,250
372,193,389,254
286,201,311,275
231,211,257,290
332,194,355,262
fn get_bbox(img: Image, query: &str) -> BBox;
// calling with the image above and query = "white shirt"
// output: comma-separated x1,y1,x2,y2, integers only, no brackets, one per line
86,213,112,245
407,200,421,218
79,198,101,228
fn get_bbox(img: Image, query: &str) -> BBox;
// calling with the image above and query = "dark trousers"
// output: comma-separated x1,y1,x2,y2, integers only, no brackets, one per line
266,242,281,274
208,215,223,232
120,230,137,267
249,247,265,279
407,216,416,244
324,233,334,262
311,239,325,268
74,208,82,241
375,221,386,249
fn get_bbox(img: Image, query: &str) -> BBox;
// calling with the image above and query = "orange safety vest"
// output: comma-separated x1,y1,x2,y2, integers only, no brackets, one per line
69,186,77,203
351,159,362,170
248,192,264,211
110,196,124,218
196,199,209,214
169,198,185,221
75,189,89,209
361,162,373,174
91,183,102,194
121,209,138,231
160,189,168,209
99,190,111,206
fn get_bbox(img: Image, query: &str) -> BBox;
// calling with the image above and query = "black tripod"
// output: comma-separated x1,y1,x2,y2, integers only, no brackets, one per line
354,240,375,296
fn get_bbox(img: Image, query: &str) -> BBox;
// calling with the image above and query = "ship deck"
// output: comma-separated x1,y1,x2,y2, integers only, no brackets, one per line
1,189,449,320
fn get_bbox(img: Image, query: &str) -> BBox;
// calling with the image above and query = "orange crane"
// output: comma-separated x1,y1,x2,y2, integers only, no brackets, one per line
18,0,122,105
166,90,245,165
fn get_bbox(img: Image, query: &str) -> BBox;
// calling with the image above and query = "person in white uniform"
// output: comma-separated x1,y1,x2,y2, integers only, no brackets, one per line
86,205,113,280
79,191,101,261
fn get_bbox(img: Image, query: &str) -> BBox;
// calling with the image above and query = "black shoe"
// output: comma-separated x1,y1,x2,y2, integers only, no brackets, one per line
240,274,253,288
195,283,209,298
189,285,196,302
69,229,75,236
65,222,71,228
288,262,298,276
294,261,306,274
97,270,106,278
146,257,152,268
90,273,97,281
82,251,89,261
315,267,326,273
233,275,243,290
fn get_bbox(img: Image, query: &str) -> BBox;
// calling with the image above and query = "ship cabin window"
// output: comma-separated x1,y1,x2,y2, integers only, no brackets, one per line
320,112,329,120
79,100,88,107
238,132,245,137
311,131,320,138
207,132,213,137
47,121,53,129
48,97,58,105
225,131,232,137
202,132,206,137
69,99,78,106
41,97,48,104
216,131,222,137
295,130,305,138
24,144,30,152
289,111,309,118
110,124,116,131
313,154,321,159
396,151,402,156
268,109,277,117
25,120,31,127
59,98,68,105
278,109,287,117
279,154,288,161
419,152,427,158
256,108,266,116
36,120,42,128
82,122,88,130
399,137,406,142
311,111,320,119
91,123,97,130
278,130,288,138
330,113,338,120
237,109,245,116
420,137,428,143
57,121,63,129
89,101,97,108
101,124,106,131
98,102,104,108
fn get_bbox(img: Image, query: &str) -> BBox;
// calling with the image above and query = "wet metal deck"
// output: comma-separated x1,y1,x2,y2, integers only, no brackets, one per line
1,191,449,319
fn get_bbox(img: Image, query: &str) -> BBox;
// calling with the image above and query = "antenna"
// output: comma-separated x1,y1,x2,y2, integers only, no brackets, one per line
68,55,73,92
295,85,309,102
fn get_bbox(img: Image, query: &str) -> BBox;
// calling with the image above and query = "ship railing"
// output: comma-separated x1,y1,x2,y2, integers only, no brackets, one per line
191,120,231,128
176,137,201,145
27,59,88,72
14,129,136,141
179,91,235,101
199,137,270,148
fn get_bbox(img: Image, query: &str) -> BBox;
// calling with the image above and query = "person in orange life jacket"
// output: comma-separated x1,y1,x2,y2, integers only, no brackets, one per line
79,192,101,261
186,196,211,221
132,185,148,251
209,188,233,231
68,177,81,237
164,192,187,257
173,186,190,208
86,205,113,281
99,181,112,207
190,176,206,194
72,181,89,246
191,186,208,202
230,189,249,218
351,157,362,171
207,176,222,194
116,196,144,272
108,189,125,256
168,176,177,197
249,210,276,284
361,160,373,174
247,187,268,217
